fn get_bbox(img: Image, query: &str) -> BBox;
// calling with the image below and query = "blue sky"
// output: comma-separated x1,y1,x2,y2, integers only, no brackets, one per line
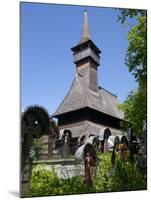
21,2,137,115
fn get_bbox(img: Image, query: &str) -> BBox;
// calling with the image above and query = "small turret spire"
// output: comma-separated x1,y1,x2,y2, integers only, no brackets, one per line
79,10,91,44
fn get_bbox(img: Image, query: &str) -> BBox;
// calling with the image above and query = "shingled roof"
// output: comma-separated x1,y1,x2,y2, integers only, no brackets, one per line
52,11,124,121
52,73,124,120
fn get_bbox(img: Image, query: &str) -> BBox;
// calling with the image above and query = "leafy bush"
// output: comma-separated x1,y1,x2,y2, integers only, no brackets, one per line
29,165,61,197
29,153,147,197
110,158,147,191
29,164,94,197
93,152,147,192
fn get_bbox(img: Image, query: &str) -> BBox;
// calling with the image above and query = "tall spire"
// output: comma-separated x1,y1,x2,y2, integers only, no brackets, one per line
79,10,91,44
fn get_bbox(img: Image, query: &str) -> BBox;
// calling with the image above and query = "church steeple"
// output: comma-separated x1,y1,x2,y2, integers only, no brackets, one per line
71,11,101,92
71,11,101,66
79,10,91,44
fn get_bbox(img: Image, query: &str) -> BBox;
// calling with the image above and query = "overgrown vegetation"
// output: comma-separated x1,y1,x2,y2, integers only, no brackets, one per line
29,164,93,197
29,152,147,197
94,153,146,192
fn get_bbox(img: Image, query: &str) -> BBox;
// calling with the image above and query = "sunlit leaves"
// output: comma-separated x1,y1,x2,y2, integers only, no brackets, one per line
119,85,147,136
126,15,147,82
118,9,147,136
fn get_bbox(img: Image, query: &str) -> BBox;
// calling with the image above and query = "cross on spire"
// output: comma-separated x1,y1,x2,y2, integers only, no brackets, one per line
79,10,91,44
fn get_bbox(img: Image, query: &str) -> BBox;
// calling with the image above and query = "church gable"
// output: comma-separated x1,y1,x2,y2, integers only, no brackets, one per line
53,75,87,116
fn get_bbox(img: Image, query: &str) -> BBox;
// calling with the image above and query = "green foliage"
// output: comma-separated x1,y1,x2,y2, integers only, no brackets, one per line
117,9,147,136
29,164,94,197
126,15,147,83
29,165,61,197
111,159,146,191
93,153,146,192
118,9,146,25
29,153,146,197
93,153,112,192
118,8,147,85
119,84,147,136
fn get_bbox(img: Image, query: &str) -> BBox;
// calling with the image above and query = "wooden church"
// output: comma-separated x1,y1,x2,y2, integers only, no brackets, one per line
51,11,124,154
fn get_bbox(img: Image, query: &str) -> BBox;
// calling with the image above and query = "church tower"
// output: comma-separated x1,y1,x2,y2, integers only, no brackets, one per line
71,10,101,92
52,11,123,150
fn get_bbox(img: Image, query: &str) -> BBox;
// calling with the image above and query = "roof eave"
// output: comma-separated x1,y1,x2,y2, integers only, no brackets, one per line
71,39,101,54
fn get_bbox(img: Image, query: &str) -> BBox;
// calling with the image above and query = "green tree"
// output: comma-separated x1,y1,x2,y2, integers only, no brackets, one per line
119,84,147,136
118,9,147,136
